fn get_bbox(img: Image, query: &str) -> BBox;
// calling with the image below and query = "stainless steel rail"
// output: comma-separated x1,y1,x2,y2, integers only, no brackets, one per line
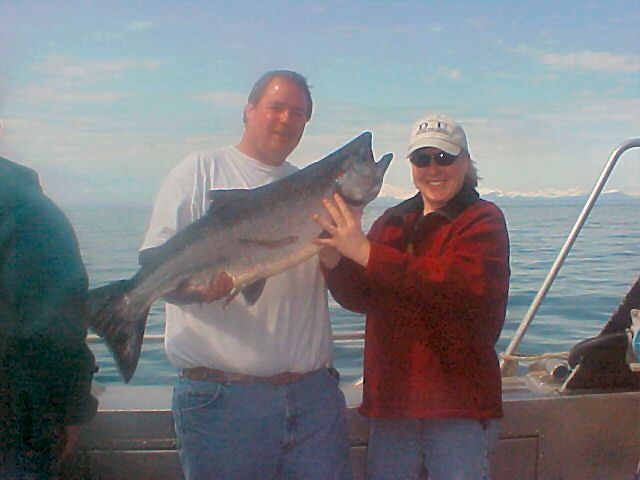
86,331,365,344
501,138,640,376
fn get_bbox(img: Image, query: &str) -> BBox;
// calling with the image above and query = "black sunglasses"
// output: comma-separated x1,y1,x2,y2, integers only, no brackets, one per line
409,151,459,168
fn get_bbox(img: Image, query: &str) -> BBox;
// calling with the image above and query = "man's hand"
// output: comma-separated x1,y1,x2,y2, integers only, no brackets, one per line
60,425,81,461
53,425,81,471
313,193,370,267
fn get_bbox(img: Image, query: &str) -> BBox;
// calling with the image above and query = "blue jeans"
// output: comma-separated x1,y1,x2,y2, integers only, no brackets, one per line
366,418,500,480
172,368,352,480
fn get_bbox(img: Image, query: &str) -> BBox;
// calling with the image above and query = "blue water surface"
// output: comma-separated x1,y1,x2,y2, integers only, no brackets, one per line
65,196,640,386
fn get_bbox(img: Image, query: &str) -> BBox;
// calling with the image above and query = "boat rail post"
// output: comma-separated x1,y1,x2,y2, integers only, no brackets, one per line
501,138,640,377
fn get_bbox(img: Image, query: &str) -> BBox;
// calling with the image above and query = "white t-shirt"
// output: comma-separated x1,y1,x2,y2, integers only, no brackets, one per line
141,146,333,375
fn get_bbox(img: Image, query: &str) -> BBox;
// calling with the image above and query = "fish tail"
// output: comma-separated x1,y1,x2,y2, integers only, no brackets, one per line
87,279,150,383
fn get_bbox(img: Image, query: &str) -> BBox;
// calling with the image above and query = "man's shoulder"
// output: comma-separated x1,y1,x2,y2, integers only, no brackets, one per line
162,146,236,183
176,145,235,168
0,157,42,201
281,160,299,176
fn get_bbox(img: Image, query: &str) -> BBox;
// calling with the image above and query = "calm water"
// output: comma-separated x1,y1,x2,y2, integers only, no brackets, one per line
65,196,640,385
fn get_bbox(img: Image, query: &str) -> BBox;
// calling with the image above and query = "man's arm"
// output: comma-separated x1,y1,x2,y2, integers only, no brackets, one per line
139,155,214,305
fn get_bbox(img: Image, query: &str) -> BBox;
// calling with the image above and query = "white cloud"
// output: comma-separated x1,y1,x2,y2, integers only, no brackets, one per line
516,45,640,73
531,73,558,83
36,56,133,79
183,132,241,155
578,97,640,123
127,21,154,32
301,4,328,14
436,66,462,81
143,60,164,70
522,95,640,126
34,55,164,83
23,85,130,103
193,91,246,106
20,55,166,104
539,50,640,73
480,187,586,198
379,183,414,199
421,66,463,85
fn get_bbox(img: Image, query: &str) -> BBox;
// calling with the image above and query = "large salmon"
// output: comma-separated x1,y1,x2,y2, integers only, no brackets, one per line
88,132,392,382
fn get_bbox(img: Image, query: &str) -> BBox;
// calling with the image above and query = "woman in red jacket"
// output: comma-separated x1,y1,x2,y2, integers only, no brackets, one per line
315,114,510,479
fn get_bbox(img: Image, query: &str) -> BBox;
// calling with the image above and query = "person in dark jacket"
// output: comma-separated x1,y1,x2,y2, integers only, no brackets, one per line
314,114,510,479
0,157,98,479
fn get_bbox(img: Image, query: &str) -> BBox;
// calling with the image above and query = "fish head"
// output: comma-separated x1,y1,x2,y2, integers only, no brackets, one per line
334,134,393,206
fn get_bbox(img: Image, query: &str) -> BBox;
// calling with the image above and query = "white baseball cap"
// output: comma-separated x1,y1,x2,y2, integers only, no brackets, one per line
407,113,468,157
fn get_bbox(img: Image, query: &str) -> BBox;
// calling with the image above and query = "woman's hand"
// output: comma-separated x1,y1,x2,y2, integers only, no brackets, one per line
318,246,342,269
313,193,370,267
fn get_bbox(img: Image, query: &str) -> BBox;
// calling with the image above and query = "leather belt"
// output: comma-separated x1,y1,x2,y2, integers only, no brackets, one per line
180,367,315,385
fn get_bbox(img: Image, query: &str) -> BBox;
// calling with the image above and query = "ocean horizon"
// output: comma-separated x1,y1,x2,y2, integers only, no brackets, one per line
54,188,640,211
66,195,640,386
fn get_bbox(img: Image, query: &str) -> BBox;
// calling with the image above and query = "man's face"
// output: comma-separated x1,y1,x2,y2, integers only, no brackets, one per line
242,77,309,166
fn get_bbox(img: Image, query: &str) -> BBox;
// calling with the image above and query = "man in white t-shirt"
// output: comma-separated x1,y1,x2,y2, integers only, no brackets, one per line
140,70,351,479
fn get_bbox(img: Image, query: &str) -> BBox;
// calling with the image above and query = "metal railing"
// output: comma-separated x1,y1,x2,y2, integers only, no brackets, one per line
501,138,640,376
87,331,365,344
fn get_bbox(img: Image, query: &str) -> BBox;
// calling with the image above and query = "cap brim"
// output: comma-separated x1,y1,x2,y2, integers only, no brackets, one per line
407,138,462,157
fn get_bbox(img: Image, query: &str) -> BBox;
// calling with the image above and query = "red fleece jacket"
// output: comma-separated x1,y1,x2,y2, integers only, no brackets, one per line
327,186,510,419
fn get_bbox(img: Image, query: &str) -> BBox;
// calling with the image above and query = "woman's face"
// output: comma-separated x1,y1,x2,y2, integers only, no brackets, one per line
410,147,470,214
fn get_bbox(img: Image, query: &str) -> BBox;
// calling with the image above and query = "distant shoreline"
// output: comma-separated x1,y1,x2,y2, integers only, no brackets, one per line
58,192,640,210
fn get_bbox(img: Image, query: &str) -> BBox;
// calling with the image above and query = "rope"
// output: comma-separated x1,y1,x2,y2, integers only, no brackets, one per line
499,351,569,362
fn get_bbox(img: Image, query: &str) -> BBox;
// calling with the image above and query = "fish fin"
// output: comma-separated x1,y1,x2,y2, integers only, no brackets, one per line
238,236,299,249
206,189,251,212
87,280,149,383
138,241,179,269
241,278,267,305
138,246,164,267
223,288,242,308
222,279,268,307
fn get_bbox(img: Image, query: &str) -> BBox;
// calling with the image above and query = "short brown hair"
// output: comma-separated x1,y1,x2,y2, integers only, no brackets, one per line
245,70,313,121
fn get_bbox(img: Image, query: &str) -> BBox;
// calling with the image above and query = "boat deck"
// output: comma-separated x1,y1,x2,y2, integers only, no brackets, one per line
80,376,639,479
